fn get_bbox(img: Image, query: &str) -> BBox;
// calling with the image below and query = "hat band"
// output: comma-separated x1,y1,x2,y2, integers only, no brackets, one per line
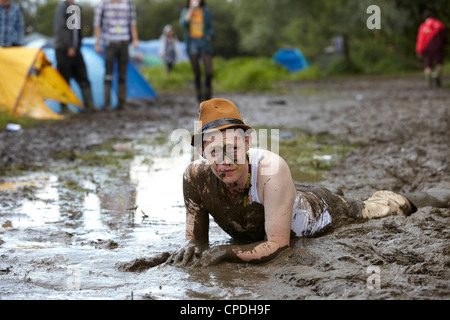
199,118,245,133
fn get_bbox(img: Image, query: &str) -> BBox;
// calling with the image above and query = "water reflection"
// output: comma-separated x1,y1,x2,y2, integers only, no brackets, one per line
1,149,192,236
83,192,103,231
0,133,256,299
17,174,60,228
130,153,191,224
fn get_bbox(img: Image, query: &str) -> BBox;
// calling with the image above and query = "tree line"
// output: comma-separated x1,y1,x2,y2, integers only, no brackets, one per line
20,0,449,61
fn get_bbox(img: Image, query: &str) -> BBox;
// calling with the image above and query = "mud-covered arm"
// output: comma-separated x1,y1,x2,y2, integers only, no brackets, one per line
165,165,210,266
183,164,209,243
200,241,289,266
201,153,296,265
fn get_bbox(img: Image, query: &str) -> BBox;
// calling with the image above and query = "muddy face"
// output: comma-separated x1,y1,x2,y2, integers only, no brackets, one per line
201,129,250,187
183,158,266,243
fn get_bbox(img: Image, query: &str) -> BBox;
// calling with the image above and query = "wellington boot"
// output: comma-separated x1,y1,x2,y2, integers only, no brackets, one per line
425,71,432,88
118,83,127,110
403,188,450,209
81,86,95,112
432,66,442,87
104,81,111,110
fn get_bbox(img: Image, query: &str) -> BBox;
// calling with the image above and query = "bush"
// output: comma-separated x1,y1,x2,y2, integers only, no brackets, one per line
325,58,362,76
215,57,281,92
349,39,418,74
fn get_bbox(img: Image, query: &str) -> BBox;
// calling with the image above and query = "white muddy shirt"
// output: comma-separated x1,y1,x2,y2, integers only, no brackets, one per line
248,148,332,237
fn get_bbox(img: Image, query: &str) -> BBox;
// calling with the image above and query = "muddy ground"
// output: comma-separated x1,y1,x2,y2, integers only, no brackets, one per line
0,75,449,300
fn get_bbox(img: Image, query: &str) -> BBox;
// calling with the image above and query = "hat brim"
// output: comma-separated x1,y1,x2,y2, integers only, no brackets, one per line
191,123,253,146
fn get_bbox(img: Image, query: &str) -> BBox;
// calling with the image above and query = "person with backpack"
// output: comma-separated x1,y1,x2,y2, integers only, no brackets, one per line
416,11,448,88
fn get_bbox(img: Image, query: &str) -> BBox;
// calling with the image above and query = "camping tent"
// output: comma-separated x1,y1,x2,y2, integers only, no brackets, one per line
0,47,82,119
273,47,310,73
134,39,188,63
26,37,157,111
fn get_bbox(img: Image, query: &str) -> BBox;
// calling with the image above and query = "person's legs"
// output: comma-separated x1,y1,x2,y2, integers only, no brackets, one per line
433,64,443,87
360,191,413,219
166,62,173,73
402,188,450,209
342,188,450,219
55,49,72,84
117,43,129,110
55,49,73,113
293,184,363,236
189,54,202,103
294,183,449,239
72,52,94,111
103,45,116,109
201,53,213,100
431,51,444,87
423,52,434,88
294,185,416,236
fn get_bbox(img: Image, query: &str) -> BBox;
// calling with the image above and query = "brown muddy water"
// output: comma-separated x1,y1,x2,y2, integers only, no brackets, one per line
1,77,449,300
0,131,232,299
0,129,342,300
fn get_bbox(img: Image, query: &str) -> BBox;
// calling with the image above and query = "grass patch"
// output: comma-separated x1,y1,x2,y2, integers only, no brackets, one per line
141,62,193,93
142,51,450,93
0,107,41,131
142,57,323,93
256,127,360,182
53,137,135,168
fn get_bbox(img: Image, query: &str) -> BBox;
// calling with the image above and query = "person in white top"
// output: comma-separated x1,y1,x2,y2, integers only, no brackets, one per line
166,98,445,267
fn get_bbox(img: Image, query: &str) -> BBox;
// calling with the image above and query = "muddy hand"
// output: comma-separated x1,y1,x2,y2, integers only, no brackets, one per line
199,246,234,267
165,240,204,267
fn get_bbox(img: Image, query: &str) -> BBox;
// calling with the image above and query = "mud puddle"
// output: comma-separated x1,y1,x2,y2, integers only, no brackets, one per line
0,127,349,299
1,80,449,300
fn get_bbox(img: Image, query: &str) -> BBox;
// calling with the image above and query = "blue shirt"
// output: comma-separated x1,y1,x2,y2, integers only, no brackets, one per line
0,1,24,47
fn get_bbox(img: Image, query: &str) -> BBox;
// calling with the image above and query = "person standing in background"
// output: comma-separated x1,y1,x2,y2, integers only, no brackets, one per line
159,24,182,74
93,0,139,110
0,0,24,47
416,10,447,88
180,0,214,103
54,0,95,113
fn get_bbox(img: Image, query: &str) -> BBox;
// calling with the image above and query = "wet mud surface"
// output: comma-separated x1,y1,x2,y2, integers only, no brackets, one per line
0,75,449,299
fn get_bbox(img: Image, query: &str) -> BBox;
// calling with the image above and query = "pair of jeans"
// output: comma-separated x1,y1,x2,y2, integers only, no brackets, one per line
104,42,129,108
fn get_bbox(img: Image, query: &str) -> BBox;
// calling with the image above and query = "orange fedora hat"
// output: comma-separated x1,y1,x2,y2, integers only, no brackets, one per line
191,98,253,146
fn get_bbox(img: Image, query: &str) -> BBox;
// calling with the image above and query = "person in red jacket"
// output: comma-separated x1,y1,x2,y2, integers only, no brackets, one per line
416,11,447,87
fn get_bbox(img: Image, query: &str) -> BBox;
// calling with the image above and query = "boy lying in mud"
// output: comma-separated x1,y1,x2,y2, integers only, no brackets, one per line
165,98,448,267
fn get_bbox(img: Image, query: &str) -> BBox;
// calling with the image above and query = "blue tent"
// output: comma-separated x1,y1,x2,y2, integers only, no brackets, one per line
273,47,310,73
27,37,157,111
136,39,188,62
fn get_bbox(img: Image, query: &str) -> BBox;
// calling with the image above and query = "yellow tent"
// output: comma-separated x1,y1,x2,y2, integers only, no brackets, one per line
0,47,83,120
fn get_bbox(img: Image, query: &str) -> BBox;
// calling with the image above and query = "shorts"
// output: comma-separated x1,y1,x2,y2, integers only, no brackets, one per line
291,192,332,237
188,38,211,55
